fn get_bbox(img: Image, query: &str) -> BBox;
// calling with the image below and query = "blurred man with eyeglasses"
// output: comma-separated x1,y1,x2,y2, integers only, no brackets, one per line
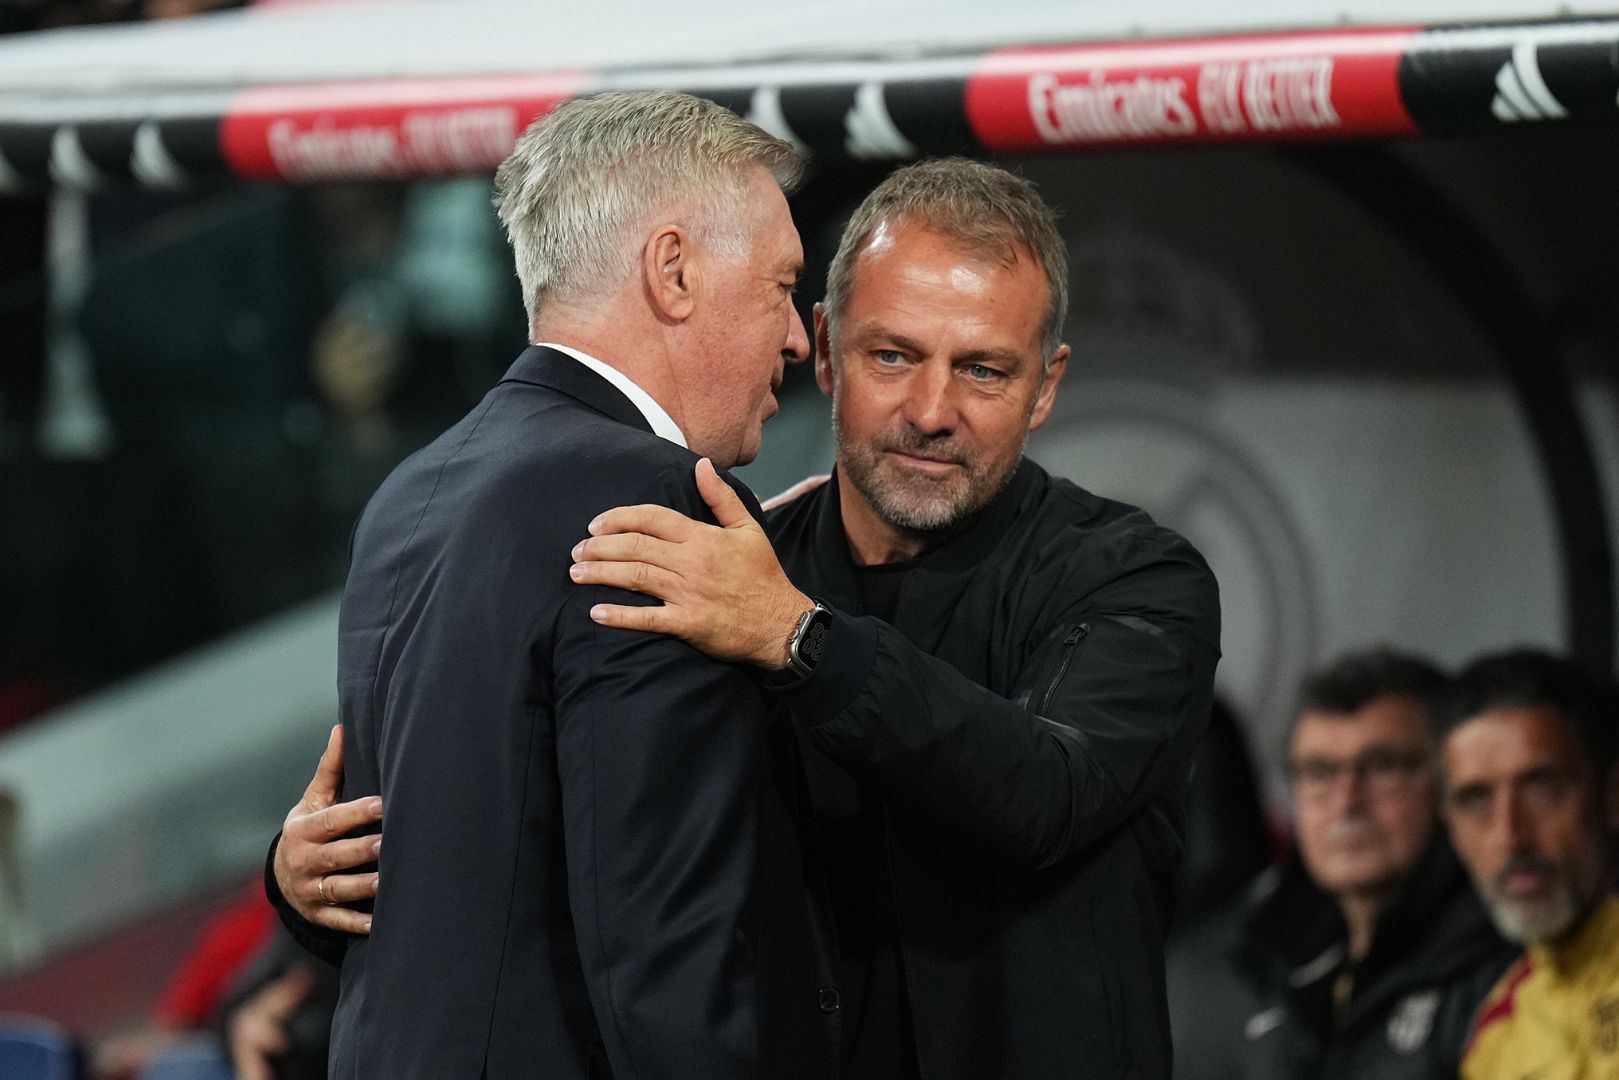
1169,647,1515,1080
1440,649,1619,1080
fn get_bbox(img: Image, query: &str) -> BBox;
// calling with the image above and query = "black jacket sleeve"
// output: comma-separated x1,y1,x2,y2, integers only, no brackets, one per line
266,464,779,1076
264,832,350,967
771,527,1220,871
550,581,769,1078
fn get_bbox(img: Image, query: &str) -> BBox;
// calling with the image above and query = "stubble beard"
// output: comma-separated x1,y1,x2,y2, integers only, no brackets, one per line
832,397,1023,538
1484,847,1609,944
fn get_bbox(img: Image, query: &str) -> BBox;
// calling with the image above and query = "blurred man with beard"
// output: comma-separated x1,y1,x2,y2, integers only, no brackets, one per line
1441,649,1619,1080
1168,648,1514,1080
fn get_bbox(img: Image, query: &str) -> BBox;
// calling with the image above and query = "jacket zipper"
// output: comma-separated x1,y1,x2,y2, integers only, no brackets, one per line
1039,624,1090,713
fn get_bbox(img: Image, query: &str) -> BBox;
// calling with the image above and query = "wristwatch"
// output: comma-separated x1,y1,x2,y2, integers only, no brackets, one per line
785,601,833,677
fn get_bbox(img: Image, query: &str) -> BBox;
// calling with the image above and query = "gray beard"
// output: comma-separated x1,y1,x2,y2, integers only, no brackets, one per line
1486,888,1580,945
1484,851,1609,944
832,403,1024,539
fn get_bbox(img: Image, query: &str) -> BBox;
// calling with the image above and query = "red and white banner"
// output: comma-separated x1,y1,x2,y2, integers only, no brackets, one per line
2,19,1615,192
220,73,584,181
965,28,1421,151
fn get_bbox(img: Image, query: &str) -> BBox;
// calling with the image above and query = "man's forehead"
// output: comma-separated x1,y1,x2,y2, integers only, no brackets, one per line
1444,705,1583,775
860,217,901,258
1292,698,1430,752
767,218,803,272
838,221,1047,355
850,217,1024,278
744,169,802,257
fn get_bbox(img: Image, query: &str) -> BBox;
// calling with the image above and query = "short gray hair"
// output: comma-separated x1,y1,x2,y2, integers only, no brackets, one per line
494,91,803,325
822,158,1069,368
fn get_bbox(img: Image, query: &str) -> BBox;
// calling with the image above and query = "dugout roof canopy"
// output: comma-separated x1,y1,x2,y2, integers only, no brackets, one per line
0,0,1616,190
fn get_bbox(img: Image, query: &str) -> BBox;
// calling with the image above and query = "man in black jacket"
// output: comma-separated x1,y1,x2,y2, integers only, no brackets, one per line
1167,648,1515,1080
279,160,1221,1079
569,158,1221,1078
281,91,839,1080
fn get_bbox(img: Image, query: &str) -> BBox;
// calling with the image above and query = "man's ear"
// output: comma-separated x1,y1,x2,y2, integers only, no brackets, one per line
813,303,835,398
1027,343,1070,432
644,224,697,322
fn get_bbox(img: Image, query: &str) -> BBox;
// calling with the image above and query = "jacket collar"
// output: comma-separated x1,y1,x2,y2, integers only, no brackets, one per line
1244,835,1504,993
1531,891,1619,980
502,345,770,529
808,456,1042,580
499,345,654,436
1243,859,1343,977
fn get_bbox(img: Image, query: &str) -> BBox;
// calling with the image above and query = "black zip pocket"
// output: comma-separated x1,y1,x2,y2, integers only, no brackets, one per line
1039,624,1089,713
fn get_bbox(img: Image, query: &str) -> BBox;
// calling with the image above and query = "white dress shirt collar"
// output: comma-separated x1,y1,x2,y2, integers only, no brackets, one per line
536,342,687,449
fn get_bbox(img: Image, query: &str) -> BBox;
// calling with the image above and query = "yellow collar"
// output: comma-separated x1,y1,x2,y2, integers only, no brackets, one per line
1530,894,1619,982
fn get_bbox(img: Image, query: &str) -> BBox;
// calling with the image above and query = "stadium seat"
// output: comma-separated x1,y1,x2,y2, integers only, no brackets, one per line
0,1013,84,1080
136,1035,233,1080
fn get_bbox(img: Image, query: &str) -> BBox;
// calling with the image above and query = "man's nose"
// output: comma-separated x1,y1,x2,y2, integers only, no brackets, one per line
1474,789,1531,872
782,307,810,365
1498,788,1536,851
1321,765,1372,818
903,361,958,435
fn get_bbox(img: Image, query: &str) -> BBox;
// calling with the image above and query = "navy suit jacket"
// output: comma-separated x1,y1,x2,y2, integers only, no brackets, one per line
327,347,838,1080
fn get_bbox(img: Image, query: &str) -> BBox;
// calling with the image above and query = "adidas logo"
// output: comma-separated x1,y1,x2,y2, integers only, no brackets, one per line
844,81,918,160
1491,41,1569,122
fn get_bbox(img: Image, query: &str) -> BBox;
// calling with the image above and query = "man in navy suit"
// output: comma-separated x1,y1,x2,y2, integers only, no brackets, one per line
274,91,838,1080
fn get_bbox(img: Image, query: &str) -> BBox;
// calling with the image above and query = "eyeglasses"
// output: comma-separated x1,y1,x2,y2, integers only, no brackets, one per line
1288,748,1431,801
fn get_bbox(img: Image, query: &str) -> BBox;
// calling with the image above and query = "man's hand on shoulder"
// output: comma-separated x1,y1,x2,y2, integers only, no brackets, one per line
273,724,381,934
570,458,813,670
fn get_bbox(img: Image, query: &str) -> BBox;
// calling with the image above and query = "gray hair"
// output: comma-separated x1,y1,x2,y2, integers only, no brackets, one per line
494,90,803,325
822,158,1069,368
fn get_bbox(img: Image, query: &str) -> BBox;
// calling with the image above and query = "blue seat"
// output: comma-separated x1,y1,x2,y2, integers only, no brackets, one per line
0,1013,84,1080
136,1035,233,1080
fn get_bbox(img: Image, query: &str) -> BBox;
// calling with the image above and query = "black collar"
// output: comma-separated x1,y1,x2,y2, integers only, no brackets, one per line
499,345,653,436
500,345,771,528
1248,835,1483,976
809,457,1041,578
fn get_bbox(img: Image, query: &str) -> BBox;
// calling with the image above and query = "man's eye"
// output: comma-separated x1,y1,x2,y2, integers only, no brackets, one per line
1294,761,1339,786
875,350,904,365
965,364,1003,381
1523,773,1570,806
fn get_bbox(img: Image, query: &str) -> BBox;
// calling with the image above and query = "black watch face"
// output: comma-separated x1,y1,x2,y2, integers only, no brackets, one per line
802,611,830,665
